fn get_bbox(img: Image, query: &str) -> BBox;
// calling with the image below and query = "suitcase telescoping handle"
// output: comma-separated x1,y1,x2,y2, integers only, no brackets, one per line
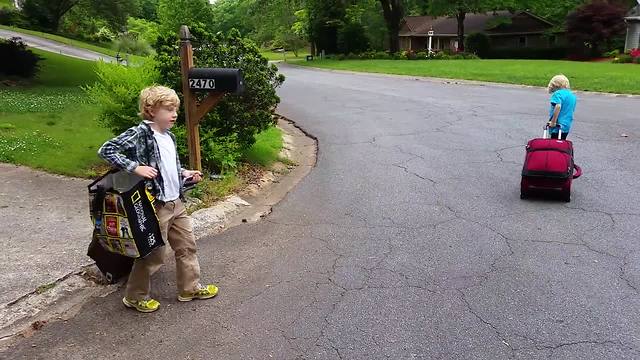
543,124,562,139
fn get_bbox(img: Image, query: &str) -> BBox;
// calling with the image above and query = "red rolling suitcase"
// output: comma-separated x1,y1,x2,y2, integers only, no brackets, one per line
521,127,582,202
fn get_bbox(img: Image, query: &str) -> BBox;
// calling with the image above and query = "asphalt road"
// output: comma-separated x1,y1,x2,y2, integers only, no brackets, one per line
6,65,640,359
0,29,116,62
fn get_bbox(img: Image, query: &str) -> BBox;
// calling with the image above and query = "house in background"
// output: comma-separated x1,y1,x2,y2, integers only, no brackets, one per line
399,11,562,52
625,4,640,51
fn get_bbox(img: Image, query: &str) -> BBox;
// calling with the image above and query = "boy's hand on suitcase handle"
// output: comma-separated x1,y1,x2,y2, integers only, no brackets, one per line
134,165,158,179
182,170,203,184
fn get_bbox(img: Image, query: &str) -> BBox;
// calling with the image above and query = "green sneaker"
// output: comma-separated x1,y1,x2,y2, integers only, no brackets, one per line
122,297,160,313
178,284,219,302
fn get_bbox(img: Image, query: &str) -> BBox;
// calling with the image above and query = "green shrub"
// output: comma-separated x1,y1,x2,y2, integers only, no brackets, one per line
113,33,154,56
415,51,428,59
465,33,491,58
84,60,160,135
172,125,241,173
203,133,243,173
603,49,620,58
60,6,112,42
485,47,568,59
337,21,369,55
90,26,116,43
404,50,418,60
126,17,160,45
461,52,480,59
0,37,41,78
613,53,633,63
374,51,391,60
154,28,284,150
0,8,25,26
356,50,391,60
432,51,450,60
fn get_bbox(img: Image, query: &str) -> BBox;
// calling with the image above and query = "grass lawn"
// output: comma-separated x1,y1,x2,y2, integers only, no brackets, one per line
260,48,310,62
0,49,113,177
0,0,13,9
189,127,285,211
242,126,284,167
294,59,640,95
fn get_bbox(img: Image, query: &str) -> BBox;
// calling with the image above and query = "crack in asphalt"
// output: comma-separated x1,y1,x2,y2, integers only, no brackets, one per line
620,252,639,293
458,289,517,358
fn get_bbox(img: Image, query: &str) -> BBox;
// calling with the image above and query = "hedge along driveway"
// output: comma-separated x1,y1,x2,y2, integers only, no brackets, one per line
293,59,640,95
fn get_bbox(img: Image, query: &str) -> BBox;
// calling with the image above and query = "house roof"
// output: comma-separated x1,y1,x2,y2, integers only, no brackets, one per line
400,11,555,37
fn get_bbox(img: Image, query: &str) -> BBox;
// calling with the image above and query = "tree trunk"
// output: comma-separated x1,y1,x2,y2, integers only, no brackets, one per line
388,23,400,53
456,11,465,52
379,0,403,53
51,0,81,31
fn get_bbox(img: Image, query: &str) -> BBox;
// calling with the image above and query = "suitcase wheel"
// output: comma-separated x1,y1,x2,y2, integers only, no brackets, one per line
520,191,527,200
562,192,571,202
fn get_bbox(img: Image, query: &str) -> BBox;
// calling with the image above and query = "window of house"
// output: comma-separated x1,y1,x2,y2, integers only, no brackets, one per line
549,35,557,46
519,36,527,48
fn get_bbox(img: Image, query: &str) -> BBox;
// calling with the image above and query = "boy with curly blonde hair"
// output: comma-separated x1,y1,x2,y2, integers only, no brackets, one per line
98,85,218,313
547,74,577,140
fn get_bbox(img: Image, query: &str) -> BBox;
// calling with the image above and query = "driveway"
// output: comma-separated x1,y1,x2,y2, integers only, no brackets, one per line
0,29,115,62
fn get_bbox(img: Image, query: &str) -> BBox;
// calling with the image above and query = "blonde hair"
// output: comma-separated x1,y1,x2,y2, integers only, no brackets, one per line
138,85,180,119
547,74,570,93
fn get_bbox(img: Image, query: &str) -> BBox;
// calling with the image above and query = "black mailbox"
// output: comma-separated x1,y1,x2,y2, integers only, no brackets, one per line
188,68,245,94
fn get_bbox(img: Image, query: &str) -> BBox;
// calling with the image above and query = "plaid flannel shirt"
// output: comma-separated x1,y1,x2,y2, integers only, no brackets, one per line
98,122,185,200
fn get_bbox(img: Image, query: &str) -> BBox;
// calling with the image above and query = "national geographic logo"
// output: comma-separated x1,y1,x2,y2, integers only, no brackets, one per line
131,190,148,232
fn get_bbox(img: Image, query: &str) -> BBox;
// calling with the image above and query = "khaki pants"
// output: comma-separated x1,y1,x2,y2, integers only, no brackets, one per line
125,199,200,300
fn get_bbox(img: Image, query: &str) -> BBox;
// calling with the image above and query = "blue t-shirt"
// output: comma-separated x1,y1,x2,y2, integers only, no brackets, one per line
548,88,577,134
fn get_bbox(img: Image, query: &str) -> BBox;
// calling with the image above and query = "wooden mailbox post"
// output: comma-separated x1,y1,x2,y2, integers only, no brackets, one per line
179,25,245,171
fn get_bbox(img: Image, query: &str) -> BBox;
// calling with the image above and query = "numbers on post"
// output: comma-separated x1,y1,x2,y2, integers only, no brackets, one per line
188,78,216,90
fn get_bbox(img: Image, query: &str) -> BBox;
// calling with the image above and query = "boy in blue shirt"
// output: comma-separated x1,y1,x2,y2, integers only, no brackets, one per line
547,74,577,140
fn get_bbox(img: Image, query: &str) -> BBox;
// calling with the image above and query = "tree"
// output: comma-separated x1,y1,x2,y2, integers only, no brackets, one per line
378,0,403,53
209,0,306,50
338,3,371,54
135,0,159,21
526,0,637,22
429,0,520,52
209,0,254,37
566,0,627,57
465,32,491,57
357,0,387,50
157,0,214,34
307,0,346,55
292,8,310,52
85,0,138,31
21,0,80,31
428,0,484,52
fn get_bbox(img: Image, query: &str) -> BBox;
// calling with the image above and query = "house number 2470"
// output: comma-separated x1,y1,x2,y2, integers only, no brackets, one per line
189,78,216,90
